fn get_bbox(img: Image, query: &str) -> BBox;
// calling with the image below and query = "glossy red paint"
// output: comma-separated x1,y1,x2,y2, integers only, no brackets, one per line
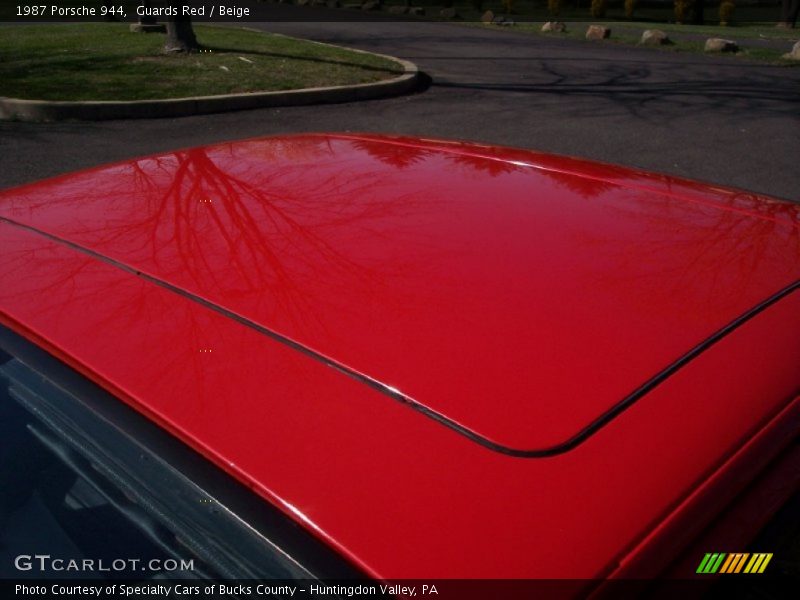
0,134,798,580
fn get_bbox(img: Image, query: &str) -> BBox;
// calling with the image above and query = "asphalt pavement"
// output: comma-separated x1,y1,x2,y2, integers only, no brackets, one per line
1,17,798,201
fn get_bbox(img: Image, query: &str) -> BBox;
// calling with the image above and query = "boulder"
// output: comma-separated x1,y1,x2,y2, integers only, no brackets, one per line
782,40,800,60
541,21,566,33
408,6,425,15
640,29,671,45
585,25,611,40
704,38,738,52
481,10,494,23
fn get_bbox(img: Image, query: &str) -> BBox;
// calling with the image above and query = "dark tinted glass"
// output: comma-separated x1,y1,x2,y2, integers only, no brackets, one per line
0,326,361,583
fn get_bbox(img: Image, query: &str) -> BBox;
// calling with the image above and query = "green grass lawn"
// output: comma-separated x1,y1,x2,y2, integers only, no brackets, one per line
572,20,797,40
0,24,404,101
373,0,796,61
461,19,798,63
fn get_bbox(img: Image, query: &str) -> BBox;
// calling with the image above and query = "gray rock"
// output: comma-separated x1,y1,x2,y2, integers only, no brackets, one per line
541,21,566,33
408,6,425,15
704,38,738,53
585,25,611,40
782,40,800,60
640,29,671,45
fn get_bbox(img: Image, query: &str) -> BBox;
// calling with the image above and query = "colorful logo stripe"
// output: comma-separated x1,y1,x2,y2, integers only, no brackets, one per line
697,553,773,574
697,553,725,574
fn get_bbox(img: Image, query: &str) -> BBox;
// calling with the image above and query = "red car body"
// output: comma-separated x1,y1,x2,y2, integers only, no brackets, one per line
0,134,798,582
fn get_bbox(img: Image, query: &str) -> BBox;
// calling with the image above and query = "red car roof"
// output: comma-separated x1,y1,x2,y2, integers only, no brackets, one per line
1,134,798,579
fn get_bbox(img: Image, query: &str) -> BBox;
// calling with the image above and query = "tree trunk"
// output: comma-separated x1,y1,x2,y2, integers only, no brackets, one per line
779,0,799,27
164,16,199,53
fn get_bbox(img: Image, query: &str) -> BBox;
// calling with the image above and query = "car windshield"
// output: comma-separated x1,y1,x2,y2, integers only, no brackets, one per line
0,327,321,583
